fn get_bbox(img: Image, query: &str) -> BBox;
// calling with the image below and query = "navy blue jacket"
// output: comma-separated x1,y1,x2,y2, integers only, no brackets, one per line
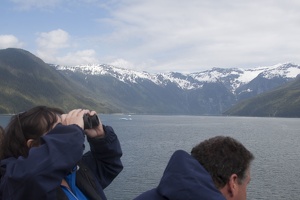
134,150,226,200
0,124,123,200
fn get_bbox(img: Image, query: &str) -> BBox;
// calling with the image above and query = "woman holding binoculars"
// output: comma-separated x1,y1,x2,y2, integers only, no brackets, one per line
0,106,123,200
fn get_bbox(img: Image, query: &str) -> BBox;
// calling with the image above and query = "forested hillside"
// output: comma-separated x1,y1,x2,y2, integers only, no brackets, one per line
223,76,300,117
0,48,120,113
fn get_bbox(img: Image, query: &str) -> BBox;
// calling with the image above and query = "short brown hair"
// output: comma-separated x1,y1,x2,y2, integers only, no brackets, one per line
191,136,254,188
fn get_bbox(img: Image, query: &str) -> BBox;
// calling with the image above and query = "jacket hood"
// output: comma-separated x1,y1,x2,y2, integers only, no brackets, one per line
156,150,226,200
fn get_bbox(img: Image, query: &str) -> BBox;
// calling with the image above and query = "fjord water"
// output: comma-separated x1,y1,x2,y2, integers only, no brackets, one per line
1,115,300,200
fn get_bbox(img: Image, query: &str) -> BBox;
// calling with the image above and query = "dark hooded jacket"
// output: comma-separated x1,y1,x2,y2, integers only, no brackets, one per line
134,150,226,200
0,124,123,200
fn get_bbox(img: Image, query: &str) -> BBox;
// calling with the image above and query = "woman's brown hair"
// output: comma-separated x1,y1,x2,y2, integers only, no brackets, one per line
0,106,64,159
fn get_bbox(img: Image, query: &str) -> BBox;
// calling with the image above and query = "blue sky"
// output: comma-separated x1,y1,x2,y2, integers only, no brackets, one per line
1,0,300,73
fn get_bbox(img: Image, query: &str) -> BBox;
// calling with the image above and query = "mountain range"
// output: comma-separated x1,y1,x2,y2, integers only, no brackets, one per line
1,48,300,117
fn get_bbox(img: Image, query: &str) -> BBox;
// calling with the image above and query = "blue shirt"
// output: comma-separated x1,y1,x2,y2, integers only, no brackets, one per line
61,166,88,200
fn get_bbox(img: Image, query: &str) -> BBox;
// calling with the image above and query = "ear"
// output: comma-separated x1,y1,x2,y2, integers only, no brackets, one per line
227,174,239,197
26,139,35,148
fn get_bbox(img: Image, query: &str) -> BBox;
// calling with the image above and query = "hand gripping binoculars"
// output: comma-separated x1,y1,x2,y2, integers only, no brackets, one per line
83,114,100,130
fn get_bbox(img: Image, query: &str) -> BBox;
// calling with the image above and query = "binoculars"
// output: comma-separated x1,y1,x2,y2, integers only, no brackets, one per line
83,114,100,130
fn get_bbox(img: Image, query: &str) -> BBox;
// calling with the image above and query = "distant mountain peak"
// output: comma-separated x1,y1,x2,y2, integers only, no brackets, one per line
54,62,300,93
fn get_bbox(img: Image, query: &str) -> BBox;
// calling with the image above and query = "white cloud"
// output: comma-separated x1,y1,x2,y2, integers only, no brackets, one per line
57,49,99,66
35,29,98,65
36,29,69,50
35,29,69,63
96,0,300,72
0,35,24,49
8,0,300,72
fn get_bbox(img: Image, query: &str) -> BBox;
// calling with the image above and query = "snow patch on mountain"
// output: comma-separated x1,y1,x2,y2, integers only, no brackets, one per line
55,62,300,93
261,63,300,79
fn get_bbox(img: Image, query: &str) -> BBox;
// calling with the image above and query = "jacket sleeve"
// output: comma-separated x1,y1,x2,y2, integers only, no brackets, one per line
0,124,85,200
82,125,123,189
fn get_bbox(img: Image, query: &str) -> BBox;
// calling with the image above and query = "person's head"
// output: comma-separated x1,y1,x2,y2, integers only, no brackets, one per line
1,106,64,159
191,136,254,200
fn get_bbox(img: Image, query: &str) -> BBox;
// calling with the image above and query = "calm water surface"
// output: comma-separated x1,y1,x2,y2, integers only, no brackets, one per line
1,115,300,200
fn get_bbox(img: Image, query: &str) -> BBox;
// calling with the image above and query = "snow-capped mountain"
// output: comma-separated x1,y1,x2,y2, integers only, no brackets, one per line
53,62,300,115
55,63,300,93
2,48,299,115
